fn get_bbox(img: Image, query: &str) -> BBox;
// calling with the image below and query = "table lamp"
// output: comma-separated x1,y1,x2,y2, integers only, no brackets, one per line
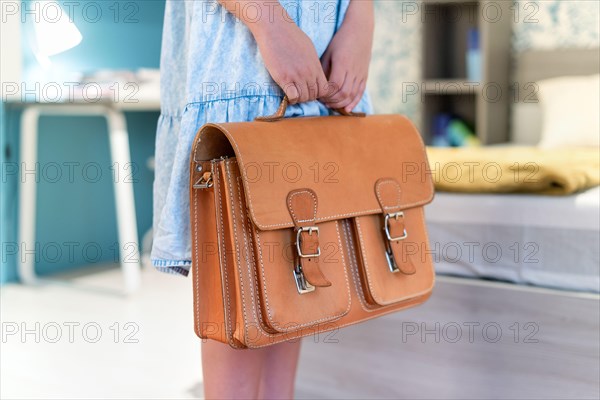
31,0,82,68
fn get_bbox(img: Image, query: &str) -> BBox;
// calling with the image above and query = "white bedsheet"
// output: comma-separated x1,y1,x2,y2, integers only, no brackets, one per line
425,187,600,292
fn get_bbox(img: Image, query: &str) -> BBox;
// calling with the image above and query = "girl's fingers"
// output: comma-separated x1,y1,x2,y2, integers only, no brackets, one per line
284,82,301,104
316,75,330,100
297,81,311,103
330,75,356,111
319,81,339,103
320,51,333,80
307,79,320,101
345,77,361,111
322,67,347,106
345,80,366,112
313,67,328,100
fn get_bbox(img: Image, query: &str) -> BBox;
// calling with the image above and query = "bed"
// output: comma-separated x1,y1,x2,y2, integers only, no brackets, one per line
426,48,600,293
427,187,599,292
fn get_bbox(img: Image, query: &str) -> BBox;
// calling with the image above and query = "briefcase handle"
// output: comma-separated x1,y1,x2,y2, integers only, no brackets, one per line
255,95,366,122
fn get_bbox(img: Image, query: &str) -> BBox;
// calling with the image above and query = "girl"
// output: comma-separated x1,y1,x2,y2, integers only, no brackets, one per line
152,0,374,397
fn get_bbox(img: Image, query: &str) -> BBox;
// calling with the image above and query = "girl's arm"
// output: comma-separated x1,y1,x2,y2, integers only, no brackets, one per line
217,0,329,104
320,0,375,112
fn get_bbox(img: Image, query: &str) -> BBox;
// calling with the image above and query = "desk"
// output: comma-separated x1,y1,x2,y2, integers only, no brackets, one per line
17,100,160,293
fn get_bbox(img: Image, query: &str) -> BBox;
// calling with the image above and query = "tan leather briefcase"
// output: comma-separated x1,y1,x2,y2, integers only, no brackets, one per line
189,98,435,349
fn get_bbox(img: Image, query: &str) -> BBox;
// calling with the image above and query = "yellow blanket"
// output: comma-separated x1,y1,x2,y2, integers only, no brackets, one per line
426,146,600,195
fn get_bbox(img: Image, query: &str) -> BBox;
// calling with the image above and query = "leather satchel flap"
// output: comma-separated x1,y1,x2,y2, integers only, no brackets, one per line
193,114,434,231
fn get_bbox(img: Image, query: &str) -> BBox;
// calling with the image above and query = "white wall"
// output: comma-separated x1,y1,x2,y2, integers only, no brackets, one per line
1,4,22,97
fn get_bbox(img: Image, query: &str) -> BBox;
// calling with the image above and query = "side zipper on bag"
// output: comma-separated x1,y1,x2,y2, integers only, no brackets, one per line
193,157,228,189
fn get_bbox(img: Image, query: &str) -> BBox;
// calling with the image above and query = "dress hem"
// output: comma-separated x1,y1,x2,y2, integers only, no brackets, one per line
151,259,191,277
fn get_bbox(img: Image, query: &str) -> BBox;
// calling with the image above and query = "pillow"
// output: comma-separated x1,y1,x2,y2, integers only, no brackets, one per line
511,102,543,145
537,74,600,148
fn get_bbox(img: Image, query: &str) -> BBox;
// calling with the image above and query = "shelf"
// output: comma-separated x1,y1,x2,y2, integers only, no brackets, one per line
421,94,476,142
422,2,478,80
420,0,512,144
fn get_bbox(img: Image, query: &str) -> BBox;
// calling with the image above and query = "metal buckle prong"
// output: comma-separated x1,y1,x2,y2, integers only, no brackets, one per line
295,226,321,258
384,212,408,242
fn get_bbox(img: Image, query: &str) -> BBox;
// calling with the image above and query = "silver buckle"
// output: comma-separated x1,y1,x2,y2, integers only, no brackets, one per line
293,264,315,294
295,226,321,258
385,248,400,273
384,212,408,241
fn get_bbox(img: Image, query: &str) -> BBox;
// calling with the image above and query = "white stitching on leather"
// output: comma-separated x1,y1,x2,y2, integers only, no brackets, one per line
355,217,385,305
214,163,239,348
230,160,272,329
224,161,253,345
224,162,256,347
253,231,273,323
241,214,434,349
236,174,273,333
192,116,437,348
205,121,434,230
375,178,402,211
193,166,200,337
214,168,232,344
357,212,434,306
228,159,280,345
254,221,351,333
250,209,384,229
287,189,317,223
244,213,273,334
341,220,370,312
246,292,432,349
334,221,353,314
219,220,429,340
193,162,239,348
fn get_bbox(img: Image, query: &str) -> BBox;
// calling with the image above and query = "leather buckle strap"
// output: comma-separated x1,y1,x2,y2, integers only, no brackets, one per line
287,189,332,292
375,178,417,275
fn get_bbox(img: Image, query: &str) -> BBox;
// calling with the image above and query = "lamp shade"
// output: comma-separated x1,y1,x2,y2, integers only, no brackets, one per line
33,0,82,58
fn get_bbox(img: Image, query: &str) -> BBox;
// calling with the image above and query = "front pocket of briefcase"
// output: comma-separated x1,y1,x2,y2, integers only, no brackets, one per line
251,220,352,333
352,208,435,307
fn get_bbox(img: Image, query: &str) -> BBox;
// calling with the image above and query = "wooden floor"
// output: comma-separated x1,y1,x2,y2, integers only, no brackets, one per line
296,277,600,399
1,266,598,399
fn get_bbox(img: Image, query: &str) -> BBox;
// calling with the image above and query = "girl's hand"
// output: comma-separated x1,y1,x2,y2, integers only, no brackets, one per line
218,1,329,104
320,0,374,113
253,20,329,104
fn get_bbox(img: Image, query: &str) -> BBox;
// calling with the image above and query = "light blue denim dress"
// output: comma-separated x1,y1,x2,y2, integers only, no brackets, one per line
151,0,373,276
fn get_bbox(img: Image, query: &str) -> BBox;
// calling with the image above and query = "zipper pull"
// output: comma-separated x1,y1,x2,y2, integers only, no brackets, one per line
193,170,213,189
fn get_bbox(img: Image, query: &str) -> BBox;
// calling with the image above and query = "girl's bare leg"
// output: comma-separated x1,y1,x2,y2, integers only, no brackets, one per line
202,339,302,400
258,340,302,399
202,340,266,399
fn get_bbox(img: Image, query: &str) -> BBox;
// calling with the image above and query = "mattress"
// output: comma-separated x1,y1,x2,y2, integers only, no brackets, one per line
425,186,600,292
